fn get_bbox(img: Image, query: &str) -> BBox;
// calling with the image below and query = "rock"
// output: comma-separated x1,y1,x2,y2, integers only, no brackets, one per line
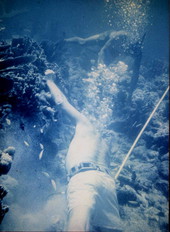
160,153,168,161
0,203,9,224
131,161,159,192
159,218,169,232
133,145,148,161
41,106,55,118
0,77,14,94
1,175,18,190
0,186,8,200
4,146,15,158
0,152,13,175
155,179,168,197
12,38,25,47
127,200,140,207
117,185,138,205
0,55,36,70
158,160,168,180
118,175,132,186
147,150,159,159
0,147,15,224
0,44,10,52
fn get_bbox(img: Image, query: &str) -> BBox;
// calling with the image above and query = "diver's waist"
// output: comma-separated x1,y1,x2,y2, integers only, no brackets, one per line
67,162,110,180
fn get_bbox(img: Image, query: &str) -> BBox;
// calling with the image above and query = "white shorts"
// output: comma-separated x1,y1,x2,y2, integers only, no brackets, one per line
67,170,123,231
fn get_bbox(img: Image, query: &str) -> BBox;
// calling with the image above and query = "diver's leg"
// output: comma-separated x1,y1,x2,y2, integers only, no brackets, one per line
67,206,91,231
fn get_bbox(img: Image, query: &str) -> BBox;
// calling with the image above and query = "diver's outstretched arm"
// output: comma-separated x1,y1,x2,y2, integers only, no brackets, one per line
46,73,85,123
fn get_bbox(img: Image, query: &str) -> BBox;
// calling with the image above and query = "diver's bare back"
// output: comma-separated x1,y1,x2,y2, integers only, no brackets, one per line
65,119,106,172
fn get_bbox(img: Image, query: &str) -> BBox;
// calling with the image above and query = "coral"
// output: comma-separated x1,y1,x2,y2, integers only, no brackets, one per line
0,147,15,223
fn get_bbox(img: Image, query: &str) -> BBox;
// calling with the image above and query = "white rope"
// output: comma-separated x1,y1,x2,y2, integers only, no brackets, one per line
115,86,169,180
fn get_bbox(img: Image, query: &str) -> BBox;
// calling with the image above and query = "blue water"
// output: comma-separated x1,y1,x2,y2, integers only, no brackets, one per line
0,0,169,231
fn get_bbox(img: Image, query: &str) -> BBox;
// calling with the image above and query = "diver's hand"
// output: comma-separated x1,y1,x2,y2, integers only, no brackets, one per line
44,69,56,81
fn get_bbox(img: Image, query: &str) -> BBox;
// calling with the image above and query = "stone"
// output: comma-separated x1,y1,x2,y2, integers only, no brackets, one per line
117,185,138,205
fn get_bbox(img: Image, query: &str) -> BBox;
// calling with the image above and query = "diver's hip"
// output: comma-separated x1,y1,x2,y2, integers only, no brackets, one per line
67,161,110,181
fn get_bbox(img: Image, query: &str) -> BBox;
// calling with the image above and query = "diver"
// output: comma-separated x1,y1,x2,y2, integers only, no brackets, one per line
45,69,122,232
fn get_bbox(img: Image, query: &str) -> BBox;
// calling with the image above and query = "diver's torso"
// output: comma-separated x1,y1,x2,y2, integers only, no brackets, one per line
65,120,108,172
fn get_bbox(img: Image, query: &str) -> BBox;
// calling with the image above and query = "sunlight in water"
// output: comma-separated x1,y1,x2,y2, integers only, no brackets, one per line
104,0,151,41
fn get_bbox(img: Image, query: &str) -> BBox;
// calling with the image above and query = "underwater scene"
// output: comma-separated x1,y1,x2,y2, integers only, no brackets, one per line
0,0,169,231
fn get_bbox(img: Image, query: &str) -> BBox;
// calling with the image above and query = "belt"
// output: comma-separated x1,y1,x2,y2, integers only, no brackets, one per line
67,162,110,180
